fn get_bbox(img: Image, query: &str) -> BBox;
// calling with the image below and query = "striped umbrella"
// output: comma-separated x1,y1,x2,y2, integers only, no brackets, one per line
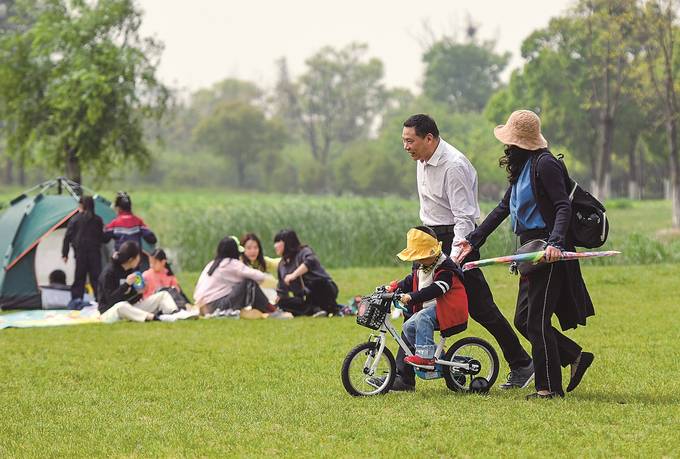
462,250,621,272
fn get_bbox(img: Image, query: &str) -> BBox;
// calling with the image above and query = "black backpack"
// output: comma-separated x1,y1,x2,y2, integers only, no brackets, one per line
538,152,609,249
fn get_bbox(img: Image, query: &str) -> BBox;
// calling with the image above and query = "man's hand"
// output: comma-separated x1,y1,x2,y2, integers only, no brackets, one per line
62,256,68,264
454,240,473,264
283,273,296,286
544,245,562,263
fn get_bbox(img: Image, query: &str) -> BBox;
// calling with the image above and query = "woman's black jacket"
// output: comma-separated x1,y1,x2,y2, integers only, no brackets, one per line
466,150,594,330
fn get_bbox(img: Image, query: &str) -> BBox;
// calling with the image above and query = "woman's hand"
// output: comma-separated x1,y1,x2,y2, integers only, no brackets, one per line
399,293,412,305
283,273,296,286
125,273,138,286
544,245,562,263
454,240,473,264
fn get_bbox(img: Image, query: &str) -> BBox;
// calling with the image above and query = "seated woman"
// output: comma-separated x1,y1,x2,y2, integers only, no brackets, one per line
97,241,196,323
241,233,280,273
241,233,280,302
273,229,339,317
142,248,192,310
194,236,289,318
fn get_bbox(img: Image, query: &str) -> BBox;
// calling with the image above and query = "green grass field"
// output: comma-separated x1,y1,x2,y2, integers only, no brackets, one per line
1,264,679,457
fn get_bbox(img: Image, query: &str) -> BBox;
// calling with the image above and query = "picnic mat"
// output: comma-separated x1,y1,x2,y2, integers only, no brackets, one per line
0,306,101,330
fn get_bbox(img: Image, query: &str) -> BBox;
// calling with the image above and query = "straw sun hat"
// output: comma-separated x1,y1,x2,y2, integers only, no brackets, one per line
493,110,548,150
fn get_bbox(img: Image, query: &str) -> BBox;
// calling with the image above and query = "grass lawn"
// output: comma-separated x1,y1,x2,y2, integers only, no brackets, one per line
1,264,679,457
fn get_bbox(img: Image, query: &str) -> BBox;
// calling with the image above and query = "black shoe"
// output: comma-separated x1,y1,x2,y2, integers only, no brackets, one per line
567,352,594,392
525,392,562,400
390,376,415,392
500,362,535,389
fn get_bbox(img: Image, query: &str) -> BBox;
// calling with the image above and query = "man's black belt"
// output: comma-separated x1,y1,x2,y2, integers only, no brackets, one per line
429,224,455,236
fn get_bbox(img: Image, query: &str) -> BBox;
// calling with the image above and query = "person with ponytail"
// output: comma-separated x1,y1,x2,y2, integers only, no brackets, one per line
142,248,192,309
97,241,196,323
62,195,104,301
193,236,290,318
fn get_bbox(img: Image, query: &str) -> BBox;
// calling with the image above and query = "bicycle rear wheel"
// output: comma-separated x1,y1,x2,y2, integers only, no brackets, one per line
442,337,499,392
341,341,396,396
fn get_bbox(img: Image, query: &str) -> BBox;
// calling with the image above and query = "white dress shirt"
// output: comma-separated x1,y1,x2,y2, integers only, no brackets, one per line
417,139,481,259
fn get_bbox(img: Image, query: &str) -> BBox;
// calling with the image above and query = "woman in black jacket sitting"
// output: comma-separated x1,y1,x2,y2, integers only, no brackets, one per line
456,110,595,399
273,229,339,317
97,241,195,323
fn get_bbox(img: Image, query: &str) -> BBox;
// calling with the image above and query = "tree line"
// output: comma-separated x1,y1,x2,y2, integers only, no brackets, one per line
1,0,680,226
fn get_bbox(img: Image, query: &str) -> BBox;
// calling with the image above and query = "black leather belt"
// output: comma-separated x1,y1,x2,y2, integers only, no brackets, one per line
429,224,455,236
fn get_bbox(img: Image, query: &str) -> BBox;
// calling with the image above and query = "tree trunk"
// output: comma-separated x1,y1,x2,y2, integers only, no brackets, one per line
667,120,680,228
4,157,12,185
594,114,614,200
65,146,81,184
236,158,245,188
627,134,640,200
18,156,25,186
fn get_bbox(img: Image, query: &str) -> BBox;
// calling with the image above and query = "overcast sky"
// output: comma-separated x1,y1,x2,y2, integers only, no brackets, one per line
138,0,574,96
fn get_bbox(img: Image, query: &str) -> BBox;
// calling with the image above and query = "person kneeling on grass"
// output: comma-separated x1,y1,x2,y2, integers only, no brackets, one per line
371,226,468,390
97,241,197,323
193,236,291,319
273,229,340,317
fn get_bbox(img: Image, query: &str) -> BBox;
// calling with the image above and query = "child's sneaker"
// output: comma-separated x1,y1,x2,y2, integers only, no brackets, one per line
404,355,435,367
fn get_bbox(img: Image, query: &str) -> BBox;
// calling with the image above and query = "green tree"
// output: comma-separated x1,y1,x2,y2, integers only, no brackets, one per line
0,0,169,184
423,39,510,113
639,0,680,226
192,101,285,188
485,0,642,200
274,43,386,192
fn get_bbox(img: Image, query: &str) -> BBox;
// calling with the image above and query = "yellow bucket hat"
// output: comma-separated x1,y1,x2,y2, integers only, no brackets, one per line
397,228,442,261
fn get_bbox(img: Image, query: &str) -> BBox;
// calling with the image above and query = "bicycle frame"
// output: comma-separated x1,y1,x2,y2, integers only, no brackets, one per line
365,297,477,374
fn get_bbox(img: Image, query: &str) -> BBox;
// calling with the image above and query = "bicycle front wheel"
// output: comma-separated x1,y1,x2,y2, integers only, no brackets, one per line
341,341,396,396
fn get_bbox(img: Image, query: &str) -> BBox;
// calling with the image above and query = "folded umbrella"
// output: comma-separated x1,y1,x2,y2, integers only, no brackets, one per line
462,250,621,272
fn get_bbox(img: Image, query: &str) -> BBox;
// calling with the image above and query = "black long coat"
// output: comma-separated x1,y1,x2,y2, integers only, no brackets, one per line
467,150,594,331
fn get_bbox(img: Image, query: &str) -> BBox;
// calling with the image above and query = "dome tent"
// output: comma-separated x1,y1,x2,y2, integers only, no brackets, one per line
0,178,116,310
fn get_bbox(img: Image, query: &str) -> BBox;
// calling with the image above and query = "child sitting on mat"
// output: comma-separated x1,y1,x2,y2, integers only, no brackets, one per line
392,226,469,366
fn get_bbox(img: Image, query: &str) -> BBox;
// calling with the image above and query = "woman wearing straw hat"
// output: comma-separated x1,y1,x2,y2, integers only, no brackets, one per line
456,110,595,399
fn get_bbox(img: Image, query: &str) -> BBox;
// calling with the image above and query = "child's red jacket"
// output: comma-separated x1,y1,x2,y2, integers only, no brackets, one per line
394,256,468,337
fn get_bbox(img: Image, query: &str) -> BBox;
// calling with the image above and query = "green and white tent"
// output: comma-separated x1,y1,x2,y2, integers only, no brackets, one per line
0,178,116,309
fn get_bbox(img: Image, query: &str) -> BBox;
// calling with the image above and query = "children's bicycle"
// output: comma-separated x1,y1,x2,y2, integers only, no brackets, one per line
341,286,500,396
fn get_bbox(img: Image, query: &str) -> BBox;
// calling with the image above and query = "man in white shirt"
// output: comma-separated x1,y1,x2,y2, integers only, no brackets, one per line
392,114,534,391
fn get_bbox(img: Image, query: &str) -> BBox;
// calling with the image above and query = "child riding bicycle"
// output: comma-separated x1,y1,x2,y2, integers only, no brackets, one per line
393,226,469,366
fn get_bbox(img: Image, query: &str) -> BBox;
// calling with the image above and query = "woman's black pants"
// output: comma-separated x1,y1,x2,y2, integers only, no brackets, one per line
278,279,339,316
71,248,102,300
514,262,582,396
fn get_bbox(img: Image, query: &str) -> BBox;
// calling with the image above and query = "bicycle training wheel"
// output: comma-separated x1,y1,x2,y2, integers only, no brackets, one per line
341,341,396,396
442,337,499,392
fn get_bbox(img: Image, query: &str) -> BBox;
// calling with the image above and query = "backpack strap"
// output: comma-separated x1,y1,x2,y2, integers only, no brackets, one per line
533,150,575,199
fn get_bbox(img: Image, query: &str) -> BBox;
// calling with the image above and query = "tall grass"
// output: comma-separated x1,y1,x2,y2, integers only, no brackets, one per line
1,186,677,270
133,193,680,271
